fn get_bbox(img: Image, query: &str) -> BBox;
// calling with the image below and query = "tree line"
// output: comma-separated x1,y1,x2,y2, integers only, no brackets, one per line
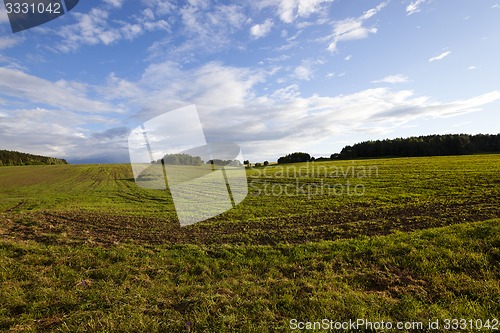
0,150,68,166
153,153,242,167
337,134,500,159
274,134,500,164
152,153,203,166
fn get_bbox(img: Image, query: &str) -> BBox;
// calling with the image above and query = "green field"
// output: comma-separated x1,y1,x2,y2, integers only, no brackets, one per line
1,155,499,332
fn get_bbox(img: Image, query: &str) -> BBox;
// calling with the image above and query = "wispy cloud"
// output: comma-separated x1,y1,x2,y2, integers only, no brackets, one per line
406,0,429,16
102,0,124,8
373,91,500,120
255,0,333,24
291,59,324,81
149,3,246,61
372,74,409,84
0,37,24,50
327,2,387,52
44,5,170,53
429,51,451,62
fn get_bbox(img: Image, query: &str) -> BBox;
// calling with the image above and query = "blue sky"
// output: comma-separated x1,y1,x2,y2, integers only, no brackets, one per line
0,0,499,163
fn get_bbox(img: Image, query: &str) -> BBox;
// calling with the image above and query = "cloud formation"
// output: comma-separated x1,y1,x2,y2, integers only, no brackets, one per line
1,0,498,163
372,74,409,84
0,67,122,113
250,19,274,39
2,59,498,162
43,4,170,53
429,51,451,62
255,0,332,23
327,2,387,52
0,37,24,50
406,0,428,15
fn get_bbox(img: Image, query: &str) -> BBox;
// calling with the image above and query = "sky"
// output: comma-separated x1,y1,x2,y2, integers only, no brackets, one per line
0,0,499,164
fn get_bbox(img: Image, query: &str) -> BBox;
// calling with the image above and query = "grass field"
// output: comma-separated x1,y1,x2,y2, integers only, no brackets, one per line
0,155,499,332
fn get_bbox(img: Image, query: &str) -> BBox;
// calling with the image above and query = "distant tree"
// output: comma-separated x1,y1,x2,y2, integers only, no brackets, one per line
277,152,311,164
207,159,243,167
254,162,262,167
339,146,356,159
243,160,250,166
164,154,180,165
330,153,340,159
159,153,203,166
263,161,269,166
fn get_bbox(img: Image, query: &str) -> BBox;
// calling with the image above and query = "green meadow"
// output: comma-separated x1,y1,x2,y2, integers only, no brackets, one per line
1,154,499,332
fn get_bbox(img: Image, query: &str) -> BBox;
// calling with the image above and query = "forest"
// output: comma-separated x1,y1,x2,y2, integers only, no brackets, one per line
276,134,500,164
0,150,68,166
336,134,500,159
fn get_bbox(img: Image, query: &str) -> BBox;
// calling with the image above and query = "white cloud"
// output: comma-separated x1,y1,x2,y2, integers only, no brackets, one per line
108,62,500,159
0,66,131,161
0,6,8,23
361,1,388,19
131,61,265,118
249,0,333,26
0,37,24,50
263,54,291,64
467,66,477,70
103,0,124,8
429,51,451,62
406,0,428,15
291,59,324,81
149,3,247,61
0,67,122,113
374,91,500,120
270,0,333,23
344,55,352,61
0,109,126,162
143,0,177,16
142,8,155,20
327,2,386,52
373,74,409,84
294,65,313,81
120,24,143,40
296,0,332,17
328,20,377,52
250,19,274,39
51,8,120,52
44,4,171,53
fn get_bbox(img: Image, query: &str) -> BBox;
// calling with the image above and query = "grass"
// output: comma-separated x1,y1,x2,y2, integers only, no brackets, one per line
0,154,499,332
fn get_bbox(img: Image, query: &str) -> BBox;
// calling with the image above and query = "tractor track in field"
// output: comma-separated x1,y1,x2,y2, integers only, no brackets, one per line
1,159,498,246
1,198,498,246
